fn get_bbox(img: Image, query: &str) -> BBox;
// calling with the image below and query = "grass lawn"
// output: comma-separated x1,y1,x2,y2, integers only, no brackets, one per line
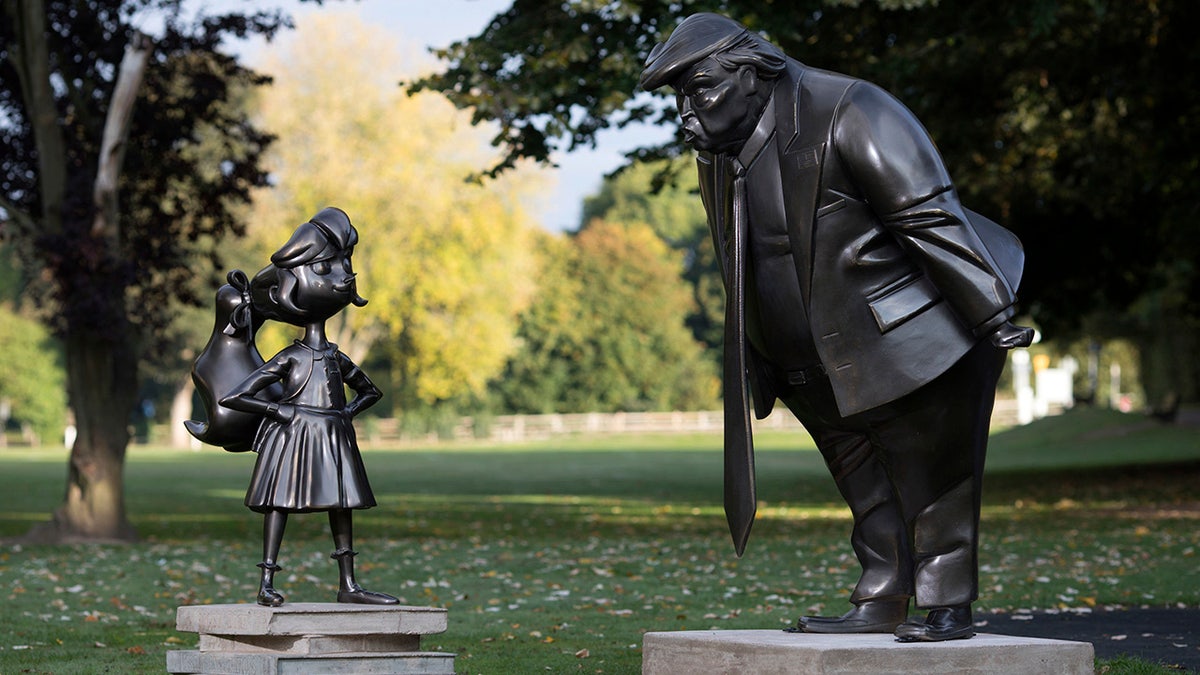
0,406,1197,673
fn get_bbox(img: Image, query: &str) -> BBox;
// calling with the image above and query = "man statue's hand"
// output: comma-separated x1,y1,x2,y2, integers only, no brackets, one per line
989,321,1034,349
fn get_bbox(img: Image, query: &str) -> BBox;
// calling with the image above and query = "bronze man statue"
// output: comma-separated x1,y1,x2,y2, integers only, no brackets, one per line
640,13,1033,642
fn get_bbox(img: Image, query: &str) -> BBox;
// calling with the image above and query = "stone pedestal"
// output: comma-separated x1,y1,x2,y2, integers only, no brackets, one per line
166,603,455,674
643,630,1094,675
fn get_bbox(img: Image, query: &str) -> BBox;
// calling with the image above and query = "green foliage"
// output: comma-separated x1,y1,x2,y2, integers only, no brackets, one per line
0,244,22,303
0,306,66,443
1127,286,1200,405
492,223,719,413
488,232,587,413
414,0,1200,400
835,1,1200,345
583,158,724,351
571,221,718,411
0,0,284,338
582,159,703,243
408,0,678,178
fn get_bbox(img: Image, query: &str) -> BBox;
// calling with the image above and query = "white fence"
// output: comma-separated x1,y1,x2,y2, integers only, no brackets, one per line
360,397,1034,445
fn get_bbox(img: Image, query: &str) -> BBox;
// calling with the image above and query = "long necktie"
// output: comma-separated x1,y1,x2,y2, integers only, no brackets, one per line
724,160,756,558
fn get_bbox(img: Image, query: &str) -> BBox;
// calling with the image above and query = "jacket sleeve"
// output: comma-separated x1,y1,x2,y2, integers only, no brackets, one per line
220,351,291,416
337,351,382,418
832,81,1016,335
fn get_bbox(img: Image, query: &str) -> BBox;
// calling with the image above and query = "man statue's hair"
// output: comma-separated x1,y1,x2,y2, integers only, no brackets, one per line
640,13,788,91
709,31,787,81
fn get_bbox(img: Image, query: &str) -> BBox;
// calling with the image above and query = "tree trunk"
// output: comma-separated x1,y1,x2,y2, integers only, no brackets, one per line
25,330,139,543
1137,293,1200,408
19,27,151,544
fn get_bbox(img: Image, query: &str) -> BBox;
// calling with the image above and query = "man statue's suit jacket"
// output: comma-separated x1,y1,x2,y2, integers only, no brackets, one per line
697,61,1024,419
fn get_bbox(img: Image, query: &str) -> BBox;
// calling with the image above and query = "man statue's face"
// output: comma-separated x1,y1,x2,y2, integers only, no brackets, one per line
673,57,761,154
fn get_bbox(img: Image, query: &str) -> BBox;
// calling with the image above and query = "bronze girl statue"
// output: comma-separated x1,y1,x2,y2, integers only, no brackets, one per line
187,207,396,606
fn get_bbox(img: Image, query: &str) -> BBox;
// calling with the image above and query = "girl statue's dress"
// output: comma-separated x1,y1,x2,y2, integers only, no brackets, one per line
237,341,379,513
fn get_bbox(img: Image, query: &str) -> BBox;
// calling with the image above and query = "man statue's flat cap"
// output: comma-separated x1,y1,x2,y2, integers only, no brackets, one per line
640,13,750,90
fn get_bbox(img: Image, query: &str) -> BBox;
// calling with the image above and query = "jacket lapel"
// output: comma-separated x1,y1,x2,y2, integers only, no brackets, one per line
774,64,819,308
777,62,851,309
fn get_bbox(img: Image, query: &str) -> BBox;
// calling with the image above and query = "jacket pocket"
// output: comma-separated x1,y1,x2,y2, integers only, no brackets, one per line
867,275,941,333
816,198,846,218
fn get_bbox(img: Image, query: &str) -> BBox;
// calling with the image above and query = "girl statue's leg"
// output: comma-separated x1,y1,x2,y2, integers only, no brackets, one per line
329,509,398,605
257,510,288,606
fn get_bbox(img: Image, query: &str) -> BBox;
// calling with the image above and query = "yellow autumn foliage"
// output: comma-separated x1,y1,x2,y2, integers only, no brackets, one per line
248,10,545,405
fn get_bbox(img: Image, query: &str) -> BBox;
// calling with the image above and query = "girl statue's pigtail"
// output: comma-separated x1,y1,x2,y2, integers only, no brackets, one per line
185,270,282,452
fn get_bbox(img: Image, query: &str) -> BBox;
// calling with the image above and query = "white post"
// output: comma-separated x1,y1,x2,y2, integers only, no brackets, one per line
1012,350,1035,424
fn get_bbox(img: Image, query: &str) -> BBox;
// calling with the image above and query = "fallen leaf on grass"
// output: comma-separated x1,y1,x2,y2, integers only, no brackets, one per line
575,648,590,658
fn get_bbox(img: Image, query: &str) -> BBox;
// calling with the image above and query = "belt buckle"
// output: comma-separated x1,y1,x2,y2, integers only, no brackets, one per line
787,365,824,387
787,365,816,386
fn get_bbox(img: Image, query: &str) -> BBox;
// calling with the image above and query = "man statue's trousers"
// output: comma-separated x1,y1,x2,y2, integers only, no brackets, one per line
777,340,1006,609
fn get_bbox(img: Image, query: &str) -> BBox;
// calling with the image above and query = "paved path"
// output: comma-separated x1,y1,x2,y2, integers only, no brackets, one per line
984,607,1200,671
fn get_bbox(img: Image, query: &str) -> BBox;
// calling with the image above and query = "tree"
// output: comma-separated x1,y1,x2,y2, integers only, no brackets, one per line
493,221,718,413
247,11,543,413
582,158,723,352
413,0,1200,402
488,231,587,413
0,306,67,444
1,1,286,542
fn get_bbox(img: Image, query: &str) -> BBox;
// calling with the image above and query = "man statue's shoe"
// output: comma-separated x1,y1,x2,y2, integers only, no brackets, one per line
894,606,975,642
785,599,909,634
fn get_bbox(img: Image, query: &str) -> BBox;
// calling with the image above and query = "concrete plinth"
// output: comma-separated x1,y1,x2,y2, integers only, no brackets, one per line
167,603,455,675
643,630,1095,675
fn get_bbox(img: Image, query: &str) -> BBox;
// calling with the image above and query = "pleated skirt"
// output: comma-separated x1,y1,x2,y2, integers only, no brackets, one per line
244,406,376,513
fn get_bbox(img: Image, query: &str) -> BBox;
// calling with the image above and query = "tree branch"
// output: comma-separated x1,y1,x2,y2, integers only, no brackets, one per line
8,0,68,231
91,31,153,241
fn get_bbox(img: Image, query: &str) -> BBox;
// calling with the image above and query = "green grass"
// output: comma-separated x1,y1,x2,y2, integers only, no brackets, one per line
0,407,1197,673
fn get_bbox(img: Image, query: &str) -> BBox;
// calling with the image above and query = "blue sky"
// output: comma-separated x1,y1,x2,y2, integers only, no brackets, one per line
185,0,671,231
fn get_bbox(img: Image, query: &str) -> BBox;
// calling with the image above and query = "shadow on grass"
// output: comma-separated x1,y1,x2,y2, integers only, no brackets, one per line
3,406,1198,543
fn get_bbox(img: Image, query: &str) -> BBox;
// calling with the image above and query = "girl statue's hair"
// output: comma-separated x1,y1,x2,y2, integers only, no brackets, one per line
184,207,359,451
252,207,366,325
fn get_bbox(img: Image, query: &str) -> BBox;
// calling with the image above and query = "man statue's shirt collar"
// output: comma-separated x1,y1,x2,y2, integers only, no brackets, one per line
730,92,777,176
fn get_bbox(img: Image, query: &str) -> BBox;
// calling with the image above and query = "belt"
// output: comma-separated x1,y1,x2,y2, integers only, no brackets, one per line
786,364,827,386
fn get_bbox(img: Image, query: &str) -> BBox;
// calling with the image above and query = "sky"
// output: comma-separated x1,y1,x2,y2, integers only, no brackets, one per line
184,0,672,231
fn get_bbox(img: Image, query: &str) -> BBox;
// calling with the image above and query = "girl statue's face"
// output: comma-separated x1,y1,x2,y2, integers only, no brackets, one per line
290,251,359,321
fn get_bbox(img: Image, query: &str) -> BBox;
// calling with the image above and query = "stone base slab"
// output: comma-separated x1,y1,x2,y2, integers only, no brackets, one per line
166,649,455,675
197,633,421,656
169,603,454,675
176,603,447,637
643,630,1095,674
